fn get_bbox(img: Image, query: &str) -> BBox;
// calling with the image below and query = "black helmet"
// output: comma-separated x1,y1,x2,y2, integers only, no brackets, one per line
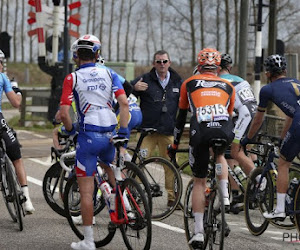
220,53,232,68
264,54,287,73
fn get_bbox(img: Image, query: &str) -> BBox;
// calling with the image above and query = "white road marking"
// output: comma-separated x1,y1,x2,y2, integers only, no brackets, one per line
29,157,52,166
152,221,185,233
18,130,48,138
27,176,43,186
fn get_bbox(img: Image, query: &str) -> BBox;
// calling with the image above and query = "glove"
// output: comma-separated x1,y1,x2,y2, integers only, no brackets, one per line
11,79,22,95
115,127,128,139
59,124,77,136
167,144,178,160
240,136,250,147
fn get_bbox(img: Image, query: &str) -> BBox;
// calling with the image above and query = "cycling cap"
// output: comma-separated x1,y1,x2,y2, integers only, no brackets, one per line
0,50,5,60
264,54,287,73
197,48,221,69
220,53,232,68
77,34,101,53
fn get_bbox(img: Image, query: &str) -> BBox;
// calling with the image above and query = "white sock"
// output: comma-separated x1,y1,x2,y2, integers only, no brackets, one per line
219,179,229,198
276,193,286,213
194,212,204,234
84,225,94,242
124,152,132,162
21,186,31,201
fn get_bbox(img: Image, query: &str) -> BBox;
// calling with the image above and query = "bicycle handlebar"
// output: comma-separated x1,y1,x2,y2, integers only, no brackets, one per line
59,150,76,173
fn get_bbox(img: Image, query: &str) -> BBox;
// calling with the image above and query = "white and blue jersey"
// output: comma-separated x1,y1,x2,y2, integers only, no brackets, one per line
0,73,13,112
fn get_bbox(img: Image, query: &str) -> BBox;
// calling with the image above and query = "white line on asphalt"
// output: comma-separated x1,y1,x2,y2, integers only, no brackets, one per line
152,221,185,233
27,176,43,186
18,130,48,138
29,158,52,166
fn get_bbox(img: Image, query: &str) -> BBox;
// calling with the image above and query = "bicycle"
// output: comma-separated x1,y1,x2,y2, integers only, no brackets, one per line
184,138,229,250
0,133,26,231
127,128,183,220
244,133,300,236
63,138,152,249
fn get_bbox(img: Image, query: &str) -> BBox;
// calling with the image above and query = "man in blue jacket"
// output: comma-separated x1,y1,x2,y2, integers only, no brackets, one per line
131,50,182,207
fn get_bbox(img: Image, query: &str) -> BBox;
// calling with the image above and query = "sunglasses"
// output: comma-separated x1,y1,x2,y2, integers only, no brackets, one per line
0,60,3,65
155,59,169,64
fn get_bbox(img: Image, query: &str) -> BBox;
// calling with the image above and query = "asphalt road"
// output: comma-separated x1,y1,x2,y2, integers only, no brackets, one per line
0,128,299,250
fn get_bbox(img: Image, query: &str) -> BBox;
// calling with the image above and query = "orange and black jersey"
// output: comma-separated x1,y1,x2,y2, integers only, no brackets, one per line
179,73,235,118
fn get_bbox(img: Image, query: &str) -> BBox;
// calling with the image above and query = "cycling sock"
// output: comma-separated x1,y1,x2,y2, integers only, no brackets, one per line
220,179,229,198
276,193,286,213
194,212,204,234
83,225,94,242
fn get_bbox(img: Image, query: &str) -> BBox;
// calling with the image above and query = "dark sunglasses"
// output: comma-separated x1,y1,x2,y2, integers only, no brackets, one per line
155,59,169,64
0,60,3,65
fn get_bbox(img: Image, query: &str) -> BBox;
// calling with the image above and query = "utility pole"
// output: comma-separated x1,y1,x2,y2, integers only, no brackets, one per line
268,0,277,55
63,0,69,77
238,0,249,79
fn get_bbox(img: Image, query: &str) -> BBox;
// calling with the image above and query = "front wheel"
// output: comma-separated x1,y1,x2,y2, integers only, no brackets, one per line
244,167,273,236
119,177,152,250
140,157,183,220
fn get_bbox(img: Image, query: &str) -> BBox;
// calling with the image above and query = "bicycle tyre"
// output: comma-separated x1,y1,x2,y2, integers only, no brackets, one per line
123,161,152,213
119,177,152,250
203,184,225,250
64,175,115,248
140,157,183,220
244,167,273,236
183,179,194,250
294,179,300,234
5,157,23,231
270,164,300,229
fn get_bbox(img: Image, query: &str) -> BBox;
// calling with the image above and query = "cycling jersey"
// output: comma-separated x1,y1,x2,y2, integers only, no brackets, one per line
176,73,235,178
220,74,257,142
258,77,300,162
0,73,13,112
60,63,125,132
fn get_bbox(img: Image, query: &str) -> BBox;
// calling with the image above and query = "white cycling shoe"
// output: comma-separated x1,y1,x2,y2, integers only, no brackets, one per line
71,240,95,250
263,209,286,220
188,233,204,249
24,199,35,214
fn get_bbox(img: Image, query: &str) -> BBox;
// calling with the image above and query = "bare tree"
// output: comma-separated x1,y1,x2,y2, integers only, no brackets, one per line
92,0,96,34
199,0,204,48
86,0,91,33
131,15,143,61
5,0,8,32
116,0,125,61
225,0,230,53
0,0,3,31
13,0,18,62
159,1,164,50
108,0,115,61
21,0,25,62
234,0,239,63
216,0,221,50
99,0,105,45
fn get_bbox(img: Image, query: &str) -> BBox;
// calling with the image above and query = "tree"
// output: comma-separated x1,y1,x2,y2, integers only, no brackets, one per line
108,0,115,61
116,0,125,61
13,0,18,62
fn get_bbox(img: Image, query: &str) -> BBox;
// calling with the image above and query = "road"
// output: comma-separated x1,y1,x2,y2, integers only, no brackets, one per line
0,128,300,250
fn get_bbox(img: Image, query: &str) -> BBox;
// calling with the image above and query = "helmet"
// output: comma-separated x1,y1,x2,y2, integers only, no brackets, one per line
77,34,101,53
220,53,232,68
264,54,287,73
71,39,79,59
0,50,5,60
197,48,221,69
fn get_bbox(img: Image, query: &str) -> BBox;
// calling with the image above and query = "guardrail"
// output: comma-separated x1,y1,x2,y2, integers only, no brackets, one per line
19,87,50,126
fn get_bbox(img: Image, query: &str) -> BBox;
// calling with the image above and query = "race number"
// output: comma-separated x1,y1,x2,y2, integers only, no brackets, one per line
238,87,255,103
196,104,229,123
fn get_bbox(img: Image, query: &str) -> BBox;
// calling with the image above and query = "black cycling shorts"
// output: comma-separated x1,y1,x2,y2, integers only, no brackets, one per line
0,113,22,161
189,117,234,178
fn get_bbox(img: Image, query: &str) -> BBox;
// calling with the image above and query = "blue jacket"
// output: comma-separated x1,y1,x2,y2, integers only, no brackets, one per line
131,67,182,135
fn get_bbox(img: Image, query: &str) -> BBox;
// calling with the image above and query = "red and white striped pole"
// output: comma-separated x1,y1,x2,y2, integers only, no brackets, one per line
34,0,46,57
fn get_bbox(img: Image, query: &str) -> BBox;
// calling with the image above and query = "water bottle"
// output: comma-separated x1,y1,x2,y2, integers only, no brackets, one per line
233,166,247,187
285,178,299,214
99,181,115,213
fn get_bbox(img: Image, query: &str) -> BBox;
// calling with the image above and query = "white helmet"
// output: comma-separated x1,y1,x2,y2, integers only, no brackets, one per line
77,34,101,53
71,39,79,59
0,50,5,60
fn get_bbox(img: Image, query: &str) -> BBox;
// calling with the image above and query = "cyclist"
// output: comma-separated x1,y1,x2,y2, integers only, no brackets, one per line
60,34,129,250
168,48,235,248
219,53,264,212
0,50,35,214
241,54,300,220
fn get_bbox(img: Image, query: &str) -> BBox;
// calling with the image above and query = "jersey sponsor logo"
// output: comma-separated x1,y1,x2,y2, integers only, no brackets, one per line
83,77,105,83
196,80,227,89
206,121,222,128
172,88,179,93
281,101,295,114
1,118,16,142
90,69,99,77
201,91,221,97
87,83,106,91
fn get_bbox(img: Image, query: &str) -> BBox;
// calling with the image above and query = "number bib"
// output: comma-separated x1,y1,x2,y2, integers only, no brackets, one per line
238,87,255,104
196,104,229,123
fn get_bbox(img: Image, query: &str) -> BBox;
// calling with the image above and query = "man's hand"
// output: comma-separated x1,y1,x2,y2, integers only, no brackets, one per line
167,144,178,160
134,78,148,91
240,136,250,147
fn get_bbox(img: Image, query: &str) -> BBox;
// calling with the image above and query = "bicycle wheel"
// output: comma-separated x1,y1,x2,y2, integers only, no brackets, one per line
183,179,194,250
270,164,300,229
64,175,115,248
3,157,23,231
42,161,74,217
244,167,273,236
122,161,152,213
294,180,300,234
203,184,225,250
140,157,183,220
119,177,152,250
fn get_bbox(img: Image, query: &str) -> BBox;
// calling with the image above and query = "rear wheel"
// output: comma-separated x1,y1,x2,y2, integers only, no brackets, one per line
119,178,152,250
64,175,115,248
140,157,182,220
183,179,194,250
